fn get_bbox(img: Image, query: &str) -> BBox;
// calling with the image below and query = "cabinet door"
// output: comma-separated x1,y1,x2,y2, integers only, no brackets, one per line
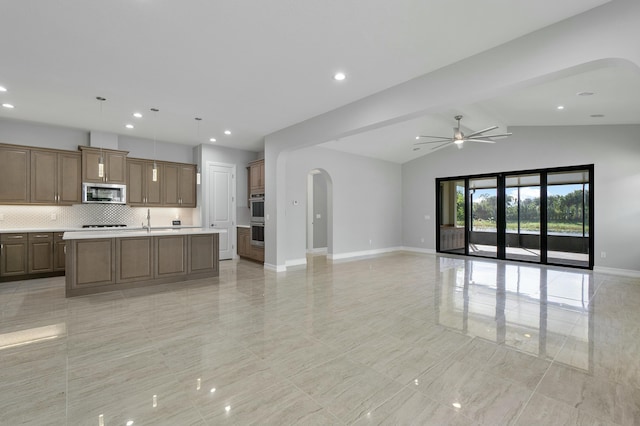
106,152,127,184
53,233,66,272
154,235,186,277
82,149,104,183
58,152,81,205
145,162,162,205
250,162,261,194
29,233,53,273
163,164,180,206
117,237,153,283
1,234,28,276
30,150,57,204
0,146,30,204
179,164,196,207
237,228,248,257
71,239,116,287
127,160,145,205
188,234,218,274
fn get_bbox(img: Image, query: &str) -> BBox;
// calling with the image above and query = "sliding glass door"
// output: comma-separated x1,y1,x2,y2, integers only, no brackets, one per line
505,174,541,263
546,170,590,268
469,177,498,258
436,165,593,269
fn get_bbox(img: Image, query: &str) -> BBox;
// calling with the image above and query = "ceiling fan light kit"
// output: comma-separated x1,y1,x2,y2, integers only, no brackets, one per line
415,115,512,150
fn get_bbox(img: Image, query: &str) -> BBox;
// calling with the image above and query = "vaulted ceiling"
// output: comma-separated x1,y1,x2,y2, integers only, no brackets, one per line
3,0,635,164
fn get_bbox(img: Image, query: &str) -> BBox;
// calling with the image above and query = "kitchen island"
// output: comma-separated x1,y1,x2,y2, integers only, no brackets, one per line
63,228,225,297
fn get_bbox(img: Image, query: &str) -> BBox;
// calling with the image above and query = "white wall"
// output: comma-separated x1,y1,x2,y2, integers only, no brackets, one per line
0,117,88,150
402,124,640,272
284,146,402,264
119,135,194,164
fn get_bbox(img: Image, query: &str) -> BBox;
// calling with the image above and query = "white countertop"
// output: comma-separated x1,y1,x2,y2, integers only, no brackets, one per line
63,227,227,240
1,228,79,233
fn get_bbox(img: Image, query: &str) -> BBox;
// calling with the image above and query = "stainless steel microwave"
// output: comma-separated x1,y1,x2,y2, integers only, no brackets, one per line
82,182,127,204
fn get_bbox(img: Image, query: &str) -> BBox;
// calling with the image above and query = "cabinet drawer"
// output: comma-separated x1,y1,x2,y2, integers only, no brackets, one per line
1,233,28,242
29,232,53,241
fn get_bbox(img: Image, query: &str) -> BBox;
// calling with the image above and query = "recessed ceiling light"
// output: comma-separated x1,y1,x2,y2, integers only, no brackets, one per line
590,114,605,118
125,124,134,129
209,138,216,142
2,103,14,109
0,86,7,92
333,72,346,81
557,105,565,110
224,130,231,135
577,91,594,96
452,402,462,409
133,112,142,118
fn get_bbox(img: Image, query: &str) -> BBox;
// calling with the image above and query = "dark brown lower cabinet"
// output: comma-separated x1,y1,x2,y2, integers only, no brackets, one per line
1,232,66,281
188,234,219,274
237,227,264,263
29,233,53,274
154,235,187,278
117,237,153,283
66,233,220,297
1,233,28,277
53,233,66,272
68,239,116,288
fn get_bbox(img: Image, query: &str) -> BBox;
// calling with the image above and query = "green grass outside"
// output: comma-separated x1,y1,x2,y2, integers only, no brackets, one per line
472,220,587,234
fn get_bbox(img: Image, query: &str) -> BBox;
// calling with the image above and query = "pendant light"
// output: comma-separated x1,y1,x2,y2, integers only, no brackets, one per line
96,97,106,178
194,117,202,185
150,108,159,182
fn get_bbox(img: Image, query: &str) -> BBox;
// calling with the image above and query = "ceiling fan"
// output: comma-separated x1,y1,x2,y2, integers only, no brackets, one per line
414,115,512,150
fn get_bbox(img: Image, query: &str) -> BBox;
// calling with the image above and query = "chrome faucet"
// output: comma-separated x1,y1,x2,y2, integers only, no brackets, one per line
142,208,151,233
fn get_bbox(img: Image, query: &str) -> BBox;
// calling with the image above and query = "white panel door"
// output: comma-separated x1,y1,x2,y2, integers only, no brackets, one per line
207,163,236,260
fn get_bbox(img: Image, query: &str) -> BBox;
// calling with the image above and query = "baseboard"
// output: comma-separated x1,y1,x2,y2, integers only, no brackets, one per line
328,246,403,261
306,247,328,255
594,266,640,278
285,258,307,268
263,263,286,272
399,246,437,255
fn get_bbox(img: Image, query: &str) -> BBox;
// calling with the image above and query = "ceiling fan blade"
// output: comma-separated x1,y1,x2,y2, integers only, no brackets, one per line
431,141,454,150
465,126,498,138
417,135,451,139
469,132,512,139
466,138,496,143
414,138,453,145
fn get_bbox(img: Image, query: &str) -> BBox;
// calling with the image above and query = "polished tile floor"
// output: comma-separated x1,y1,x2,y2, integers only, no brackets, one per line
1,253,639,425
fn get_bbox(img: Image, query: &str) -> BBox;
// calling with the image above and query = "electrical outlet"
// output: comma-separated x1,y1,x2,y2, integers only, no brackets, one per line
424,215,431,220
316,213,321,219
369,239,372,245
51,213,57,220
601,251,607,259
421,237,424,243
0,213,4,221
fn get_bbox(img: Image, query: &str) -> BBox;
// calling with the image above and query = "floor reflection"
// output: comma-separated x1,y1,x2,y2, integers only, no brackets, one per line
435,257,593,372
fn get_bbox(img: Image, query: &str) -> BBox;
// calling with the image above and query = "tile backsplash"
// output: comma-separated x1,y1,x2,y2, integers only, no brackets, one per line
0,204,199,229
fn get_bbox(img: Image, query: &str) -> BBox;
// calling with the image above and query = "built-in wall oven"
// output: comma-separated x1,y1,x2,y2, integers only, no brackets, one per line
250,222,265,246
249,194,264,223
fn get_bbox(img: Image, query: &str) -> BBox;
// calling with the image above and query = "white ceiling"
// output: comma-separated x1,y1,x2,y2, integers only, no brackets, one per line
0,0,617,158
321,65,640,163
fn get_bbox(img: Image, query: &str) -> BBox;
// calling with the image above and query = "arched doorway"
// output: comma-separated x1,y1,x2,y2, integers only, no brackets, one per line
306,169,333,257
